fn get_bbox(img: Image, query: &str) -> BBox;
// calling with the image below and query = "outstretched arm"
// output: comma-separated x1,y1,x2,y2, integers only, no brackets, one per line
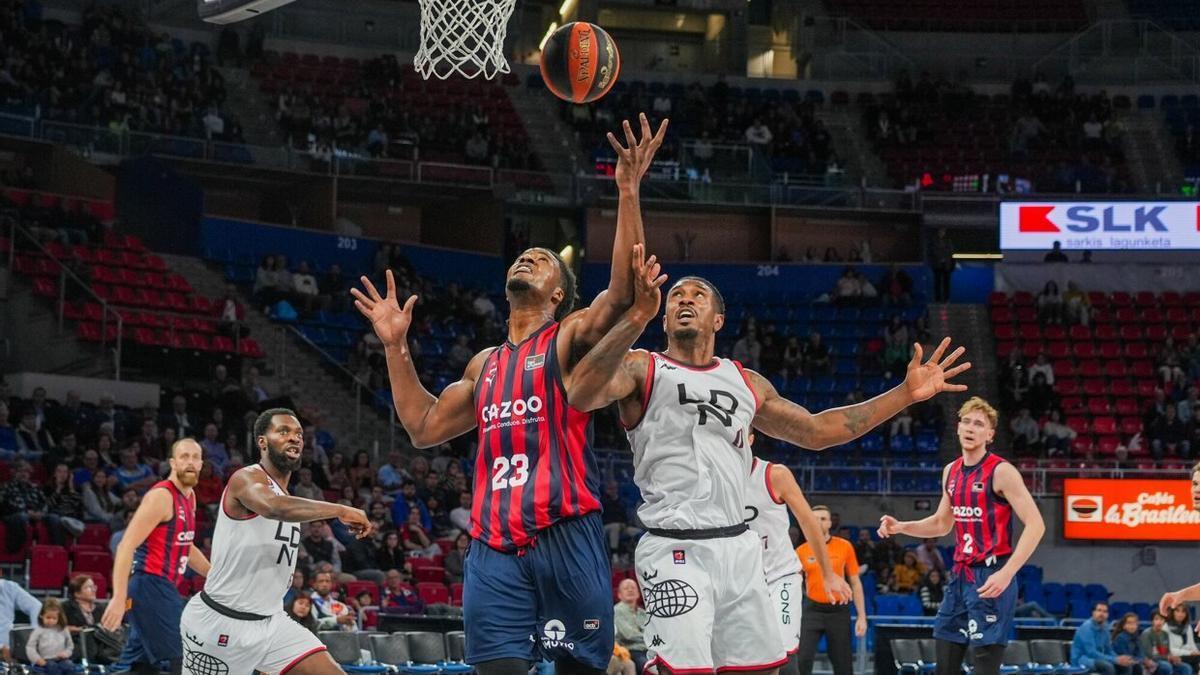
878,465,955,539
978,463,1044,598
352,270,483,448
768,464,851,603
746,337,970,450
566,244,664,412
569,114,668,347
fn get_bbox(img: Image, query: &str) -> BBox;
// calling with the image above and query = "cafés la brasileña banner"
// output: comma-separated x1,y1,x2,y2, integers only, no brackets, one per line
1064,478,1200,541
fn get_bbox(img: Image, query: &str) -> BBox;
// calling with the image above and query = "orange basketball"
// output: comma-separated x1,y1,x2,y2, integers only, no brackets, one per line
539,22,620,104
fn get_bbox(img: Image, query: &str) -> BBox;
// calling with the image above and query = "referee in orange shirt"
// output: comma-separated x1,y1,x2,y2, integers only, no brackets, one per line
794,505,867,675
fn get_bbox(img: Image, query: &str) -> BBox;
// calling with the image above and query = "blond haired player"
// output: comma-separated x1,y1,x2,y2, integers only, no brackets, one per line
878,398,1045,675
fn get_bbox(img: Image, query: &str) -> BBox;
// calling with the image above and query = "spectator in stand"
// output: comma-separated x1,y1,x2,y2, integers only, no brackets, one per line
43,431,79,475
378,450,411,493
81,469,119,526
52,392,92,438
853,529,876,572
1159,339,1188,389
63,575,99,636
1150,405,1190,460
159,396,196,440
1073,602,1135,675
600,481,639,557
1179,388,1200,425
447,335,474,372
381,565,425,615
0,564,42,663
391,480,433,532
310,571,357,631
286,595,319,635
1042,410,1077,456
94,395,129,443
444,532,469,585
918,570,945,616
890,550,925,593
930,229,955,302
112,447,156,495
1114,611,1156,675
26,599,75,675
614,579,648,674
449,490,472,535
1046,243,1070,263
802,331,832,375
376,530,407,571
889,407,913,439
745,118,773,152
349,451,376,497
1037,282,1064,325
44,463,85,539
292,467,324,501
913,538,945,575
402,509,440,557
732,327,762,371
1028,352,1055,387
193,461,223,517
1144,612,1194,675
1167,605,1200,668
292,261,320,313
16,408,54,456
0,401,18,457
326,451,351,493
27,387,53,432
1063,281,1091,326
302,522,344,574
879,265,913,307
1011,408,1041,455
1027,372,1057,419
3,460,66,550
132,420,161,466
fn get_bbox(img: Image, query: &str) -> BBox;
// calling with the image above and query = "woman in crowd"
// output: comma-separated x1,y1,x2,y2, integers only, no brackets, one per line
891,550,925,594
376,530,407,572
444,533,469,585
286,595,319,635
44,463,85,539
918,569,945,616
80,468,118,525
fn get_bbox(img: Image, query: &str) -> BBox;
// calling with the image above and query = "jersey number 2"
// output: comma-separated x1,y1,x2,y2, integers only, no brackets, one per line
491,453,529,490
962,533,974,555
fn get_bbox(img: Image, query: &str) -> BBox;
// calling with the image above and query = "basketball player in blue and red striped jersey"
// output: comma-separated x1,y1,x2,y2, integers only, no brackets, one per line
102,439,209,675
1158,463,1200,621
352,114,668,675
878,397,1045,675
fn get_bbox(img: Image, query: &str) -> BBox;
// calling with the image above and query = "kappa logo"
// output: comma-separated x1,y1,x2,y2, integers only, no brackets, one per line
184,633,204,647
525,354,545,371
650,635,665,648
659,361,678,371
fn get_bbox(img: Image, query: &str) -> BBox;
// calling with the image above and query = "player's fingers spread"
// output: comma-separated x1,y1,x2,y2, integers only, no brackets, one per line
928,336,951,363
623,119,636,150
385,269,397,298
945,363,972,379
402,295,418,313
606,132,625,155
349,287,371,305
910,342,923,365
652,273,668,288
361,276,383,302
945,384,970,392
939,346,965,369
638,112,651,144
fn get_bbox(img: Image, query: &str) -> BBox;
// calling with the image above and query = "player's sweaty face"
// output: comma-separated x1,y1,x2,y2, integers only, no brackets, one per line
507,249,556,290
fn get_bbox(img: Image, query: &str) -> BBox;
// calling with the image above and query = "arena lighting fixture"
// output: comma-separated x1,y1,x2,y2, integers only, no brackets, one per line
952,253,1004,260
559,0,578,18
198,0,299,24
559,245,575,267
539,22,559,50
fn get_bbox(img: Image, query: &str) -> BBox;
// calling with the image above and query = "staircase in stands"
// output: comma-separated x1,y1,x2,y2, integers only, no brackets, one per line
928,302,1004,460
162,254,403,457
1121,109,1184,193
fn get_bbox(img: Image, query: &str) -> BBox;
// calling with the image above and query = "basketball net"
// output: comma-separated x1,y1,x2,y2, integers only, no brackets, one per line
414,0,516,80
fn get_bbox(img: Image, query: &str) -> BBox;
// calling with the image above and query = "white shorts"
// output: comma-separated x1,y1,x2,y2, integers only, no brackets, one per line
180,595,326,675
635,529,787,672
767,573,802,655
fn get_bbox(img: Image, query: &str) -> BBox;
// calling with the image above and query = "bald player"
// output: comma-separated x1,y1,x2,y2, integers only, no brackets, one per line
102,439,209,675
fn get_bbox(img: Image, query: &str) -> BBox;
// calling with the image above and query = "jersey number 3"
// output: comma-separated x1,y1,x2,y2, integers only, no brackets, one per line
491,453,530,490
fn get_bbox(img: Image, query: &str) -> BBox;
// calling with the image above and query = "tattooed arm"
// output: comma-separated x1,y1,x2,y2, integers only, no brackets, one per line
744,337,972,450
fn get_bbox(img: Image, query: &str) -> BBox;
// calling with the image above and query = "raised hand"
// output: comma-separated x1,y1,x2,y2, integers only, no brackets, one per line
629,244,667,323
351,270,417,347
905,337,971,402
607,112,669,192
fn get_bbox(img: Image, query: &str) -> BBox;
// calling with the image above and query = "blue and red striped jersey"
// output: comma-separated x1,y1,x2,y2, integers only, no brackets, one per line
132,479,196,585
946,452,1014,567
471,321,600,552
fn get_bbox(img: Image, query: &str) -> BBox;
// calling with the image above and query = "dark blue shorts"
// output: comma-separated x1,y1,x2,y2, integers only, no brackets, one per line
933,564,1017,647
119,573,184,664
462,512,614,670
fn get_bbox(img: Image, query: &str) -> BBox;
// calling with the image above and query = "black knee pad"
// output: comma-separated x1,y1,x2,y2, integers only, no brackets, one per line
475,657,532,675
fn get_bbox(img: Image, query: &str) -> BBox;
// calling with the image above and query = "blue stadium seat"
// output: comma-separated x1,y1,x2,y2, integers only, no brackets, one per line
1084,584,1110,605
1132,603,1154,621
1043,583,1066,615
1109,602,1133,618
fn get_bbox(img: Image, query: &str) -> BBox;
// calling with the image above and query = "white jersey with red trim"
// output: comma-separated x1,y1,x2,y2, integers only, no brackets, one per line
626,352,758,530
204,464,302,616
745,458,801,584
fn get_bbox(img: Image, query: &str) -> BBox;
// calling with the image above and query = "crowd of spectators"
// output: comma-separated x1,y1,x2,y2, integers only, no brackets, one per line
0,2,236,141
865,71,1131,193
566,78,842,181
272,54,538,171
1072,602,1200,675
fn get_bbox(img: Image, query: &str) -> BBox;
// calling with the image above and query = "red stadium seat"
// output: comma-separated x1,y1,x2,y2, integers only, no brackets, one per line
28,545,69,592
1087,398,1112,415
414,566,445,584
1092,417,1117,435
1083,380,1108,396
73,549,112,574
416,582,449,605
1055,380,1081,396
1119,417,1142,435
1113,398,1139,415
1096,436,1120,456
1072,343,1096,359
1124,343,1148,359
343,580,381,606
450,582,464,606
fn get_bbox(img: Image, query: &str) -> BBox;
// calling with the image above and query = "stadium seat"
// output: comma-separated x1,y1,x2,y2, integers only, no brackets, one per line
414,566,445,584
28,545,69,593
319,631,387,673
892,639,935,674
344,580,381,606
416,582,449,605
72,549,113,574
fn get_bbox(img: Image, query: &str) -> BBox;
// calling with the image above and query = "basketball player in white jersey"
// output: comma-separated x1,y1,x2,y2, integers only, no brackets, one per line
568,261,970,674
746,440,851,675
178,408,374,675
